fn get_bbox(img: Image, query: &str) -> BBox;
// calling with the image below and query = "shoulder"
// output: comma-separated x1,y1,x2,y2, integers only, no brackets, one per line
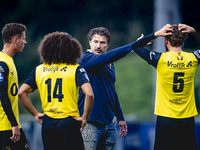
0,61,9,73
76,65,86,73
192,49,200,59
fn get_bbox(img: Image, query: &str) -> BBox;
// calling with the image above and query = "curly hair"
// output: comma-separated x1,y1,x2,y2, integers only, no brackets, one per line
38,32,82,65
2,23,26,44
87,27,111,44
166,25,187,47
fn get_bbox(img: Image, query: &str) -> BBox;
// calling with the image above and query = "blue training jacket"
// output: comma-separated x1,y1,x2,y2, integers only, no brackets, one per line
78,43,133,125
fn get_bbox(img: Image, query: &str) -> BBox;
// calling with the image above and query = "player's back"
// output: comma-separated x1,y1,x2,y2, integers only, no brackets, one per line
35,63,80,119
155,51,198,118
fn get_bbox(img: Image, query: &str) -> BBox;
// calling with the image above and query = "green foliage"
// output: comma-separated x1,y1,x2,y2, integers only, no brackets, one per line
114,53,154,115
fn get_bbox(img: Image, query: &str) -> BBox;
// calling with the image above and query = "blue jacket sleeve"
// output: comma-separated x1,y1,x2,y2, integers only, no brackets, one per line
131,33,161,68
0,61,18,127
78,43,133,70
113,90,125,122
131,33,157,49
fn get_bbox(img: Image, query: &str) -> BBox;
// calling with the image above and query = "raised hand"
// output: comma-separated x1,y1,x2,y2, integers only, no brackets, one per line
178,24,196,33
154,24,173,37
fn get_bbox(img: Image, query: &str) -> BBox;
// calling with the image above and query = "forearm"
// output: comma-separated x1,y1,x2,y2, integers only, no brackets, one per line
81,44,133,69
19,93,39,117
1,95,18,126
82,94,94,120
131,33,156,49
18,83,39,117
80,83,94,120
113,92,125,122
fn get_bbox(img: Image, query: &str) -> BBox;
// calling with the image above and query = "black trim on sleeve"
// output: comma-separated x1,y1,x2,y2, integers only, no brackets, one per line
133,47,162,68
192,50,200,65
0,61,18,127
75,66,90,87
24,69,37,91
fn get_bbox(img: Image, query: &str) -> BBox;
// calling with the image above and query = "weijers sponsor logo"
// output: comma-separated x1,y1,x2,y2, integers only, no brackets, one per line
169,98,186,104
167,61,192,69
50,108,63,114
43,66,67,72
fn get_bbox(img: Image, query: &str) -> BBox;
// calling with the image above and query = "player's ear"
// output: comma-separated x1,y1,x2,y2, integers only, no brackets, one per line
164,37,168,45
13,36,18,44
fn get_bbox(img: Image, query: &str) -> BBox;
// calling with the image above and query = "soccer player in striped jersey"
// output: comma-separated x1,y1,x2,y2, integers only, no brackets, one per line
132,24,200,150
18,32,94,150
0,23,29,150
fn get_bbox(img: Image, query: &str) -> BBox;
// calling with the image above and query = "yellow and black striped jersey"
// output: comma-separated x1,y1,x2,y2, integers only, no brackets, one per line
0,51,21,131
155,51,199,118
133,33,200,119
25,63,89,119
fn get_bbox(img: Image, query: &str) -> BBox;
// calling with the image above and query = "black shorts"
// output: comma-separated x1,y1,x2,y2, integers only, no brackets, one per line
42,115,84,150
0,128,29,150
154,116,198,150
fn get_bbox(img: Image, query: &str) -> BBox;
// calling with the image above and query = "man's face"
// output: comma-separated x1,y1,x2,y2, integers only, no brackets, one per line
89,34,110,54
15,31,27,53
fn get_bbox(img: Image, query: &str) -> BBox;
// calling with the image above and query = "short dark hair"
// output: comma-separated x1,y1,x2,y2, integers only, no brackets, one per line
2,23,26,44
166,25,187,47
38,32,82,65
87,27,111,43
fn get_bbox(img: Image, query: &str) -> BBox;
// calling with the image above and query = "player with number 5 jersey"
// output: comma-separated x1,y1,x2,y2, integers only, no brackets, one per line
132,24,200,150
18,32,94,150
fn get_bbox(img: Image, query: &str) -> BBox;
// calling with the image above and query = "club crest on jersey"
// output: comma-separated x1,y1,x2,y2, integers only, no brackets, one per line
0,73,4,82
177,56,183,60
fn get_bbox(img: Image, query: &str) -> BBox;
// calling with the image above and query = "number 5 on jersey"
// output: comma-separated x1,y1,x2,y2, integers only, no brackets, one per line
173,73,184,93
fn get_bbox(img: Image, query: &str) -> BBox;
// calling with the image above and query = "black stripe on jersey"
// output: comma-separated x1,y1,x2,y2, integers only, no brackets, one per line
0,61,18,127
192,50,200,65
24,69,37,91
76,66,90,87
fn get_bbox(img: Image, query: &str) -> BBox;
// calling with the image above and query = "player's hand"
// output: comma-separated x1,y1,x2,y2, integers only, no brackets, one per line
154,24,173,37
35,113,45,125
10,126,21,143
137,34,144,41
178,23,196,33
137,34,152,46
73,117,87,133
119,121,127,137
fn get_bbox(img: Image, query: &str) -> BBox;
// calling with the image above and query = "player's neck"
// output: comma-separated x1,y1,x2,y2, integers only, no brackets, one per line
2,44,16,58
168,46,182,53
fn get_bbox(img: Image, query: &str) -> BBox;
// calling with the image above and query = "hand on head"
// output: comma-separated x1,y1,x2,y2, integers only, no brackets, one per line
155,23,195,37
178,23,196,33
154,24,173,37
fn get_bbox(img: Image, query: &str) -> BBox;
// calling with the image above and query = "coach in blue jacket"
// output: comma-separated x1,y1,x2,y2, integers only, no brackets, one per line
78,27,133,150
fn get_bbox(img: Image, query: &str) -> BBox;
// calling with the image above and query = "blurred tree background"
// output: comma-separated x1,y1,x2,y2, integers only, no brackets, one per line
0,0,200,118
